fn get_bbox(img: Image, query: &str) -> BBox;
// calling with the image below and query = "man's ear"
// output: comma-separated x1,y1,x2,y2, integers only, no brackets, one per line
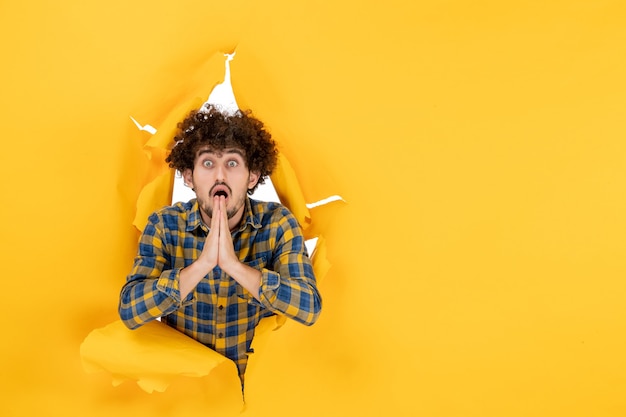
248,171,260,190
182,169,193,188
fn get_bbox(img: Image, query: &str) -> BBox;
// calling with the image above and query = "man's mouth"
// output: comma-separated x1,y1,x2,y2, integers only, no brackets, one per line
210,183,231,199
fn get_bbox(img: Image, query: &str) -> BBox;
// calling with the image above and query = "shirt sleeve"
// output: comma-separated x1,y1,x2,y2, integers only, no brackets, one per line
118,212,193,329
257,209,322,326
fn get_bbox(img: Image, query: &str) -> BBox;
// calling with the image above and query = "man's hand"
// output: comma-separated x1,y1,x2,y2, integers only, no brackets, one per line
179,196,229,298
191,196,236,272
215,196,240,274
180,196,262,300
195,196,221,271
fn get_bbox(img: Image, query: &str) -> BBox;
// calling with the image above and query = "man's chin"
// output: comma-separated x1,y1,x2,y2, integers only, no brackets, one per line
226,208,238,219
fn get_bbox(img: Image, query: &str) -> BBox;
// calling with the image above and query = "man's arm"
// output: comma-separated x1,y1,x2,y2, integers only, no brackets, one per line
216,201,321,325
255,209,322,326
118,213,192,329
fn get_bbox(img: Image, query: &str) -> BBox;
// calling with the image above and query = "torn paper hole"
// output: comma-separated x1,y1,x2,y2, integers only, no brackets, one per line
88,51,334,395
131,50,334,262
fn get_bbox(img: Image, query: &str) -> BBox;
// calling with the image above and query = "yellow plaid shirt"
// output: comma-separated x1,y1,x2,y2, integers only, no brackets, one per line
119,197,322,382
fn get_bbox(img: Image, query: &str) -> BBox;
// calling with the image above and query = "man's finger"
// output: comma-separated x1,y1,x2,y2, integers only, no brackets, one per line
217,197,227,238
211,196,221,235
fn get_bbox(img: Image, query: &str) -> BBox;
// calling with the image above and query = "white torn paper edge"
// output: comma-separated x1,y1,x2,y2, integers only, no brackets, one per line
199,52,239,115
130,52,238,135
129,116,157,135
305,237,318,257
305,195,345,209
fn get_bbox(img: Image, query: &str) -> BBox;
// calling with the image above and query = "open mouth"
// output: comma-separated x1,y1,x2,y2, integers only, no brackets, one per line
210,183,231,199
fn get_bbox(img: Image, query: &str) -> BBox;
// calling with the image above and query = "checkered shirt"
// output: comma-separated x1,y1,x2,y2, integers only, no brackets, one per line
118,197,322,382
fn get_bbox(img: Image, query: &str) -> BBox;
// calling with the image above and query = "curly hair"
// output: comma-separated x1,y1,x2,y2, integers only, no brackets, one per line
166,105,278,194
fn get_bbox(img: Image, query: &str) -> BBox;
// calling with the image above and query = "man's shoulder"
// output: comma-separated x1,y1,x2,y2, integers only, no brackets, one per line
153,200,194,216
148,200,196,228
248,198,301,231
249,198,290,219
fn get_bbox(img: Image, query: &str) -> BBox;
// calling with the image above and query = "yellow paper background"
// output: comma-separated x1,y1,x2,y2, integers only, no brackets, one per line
1,1,626,416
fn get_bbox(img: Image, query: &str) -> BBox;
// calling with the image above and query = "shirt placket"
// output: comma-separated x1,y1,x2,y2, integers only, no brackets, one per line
214,270,230,354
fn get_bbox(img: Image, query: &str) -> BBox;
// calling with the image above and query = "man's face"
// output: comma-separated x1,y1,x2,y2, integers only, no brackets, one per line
183,146,259,226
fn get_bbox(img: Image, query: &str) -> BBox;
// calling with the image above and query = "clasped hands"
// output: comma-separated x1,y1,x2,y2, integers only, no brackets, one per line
180,195,261,301
198,195,239,275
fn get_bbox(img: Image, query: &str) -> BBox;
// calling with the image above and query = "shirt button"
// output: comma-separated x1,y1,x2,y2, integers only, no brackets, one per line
218,332,224,338
218,305,224,310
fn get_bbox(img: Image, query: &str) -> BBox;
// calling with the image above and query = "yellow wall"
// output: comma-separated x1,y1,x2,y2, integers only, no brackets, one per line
1,1,625,416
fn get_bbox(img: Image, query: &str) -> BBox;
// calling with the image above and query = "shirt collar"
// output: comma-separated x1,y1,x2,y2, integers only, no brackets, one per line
186,197,262,232
237,197,263,232
186,199,204,232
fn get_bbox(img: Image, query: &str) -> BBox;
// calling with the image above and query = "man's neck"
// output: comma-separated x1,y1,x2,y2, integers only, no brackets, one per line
227,212,244,232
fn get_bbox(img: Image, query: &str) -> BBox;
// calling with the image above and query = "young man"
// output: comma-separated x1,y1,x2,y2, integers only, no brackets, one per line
118,105,322,385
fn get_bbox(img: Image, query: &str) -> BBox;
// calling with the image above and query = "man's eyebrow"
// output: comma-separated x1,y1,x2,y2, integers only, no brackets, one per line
224,148,245,157
196,148,212,157
196,148,244,158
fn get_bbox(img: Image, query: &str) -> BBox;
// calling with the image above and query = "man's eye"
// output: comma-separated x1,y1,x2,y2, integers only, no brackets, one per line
203,160,213,167
228,160,238,168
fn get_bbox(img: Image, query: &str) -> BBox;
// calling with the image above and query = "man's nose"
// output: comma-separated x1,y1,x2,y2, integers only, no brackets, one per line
215,164,226,180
